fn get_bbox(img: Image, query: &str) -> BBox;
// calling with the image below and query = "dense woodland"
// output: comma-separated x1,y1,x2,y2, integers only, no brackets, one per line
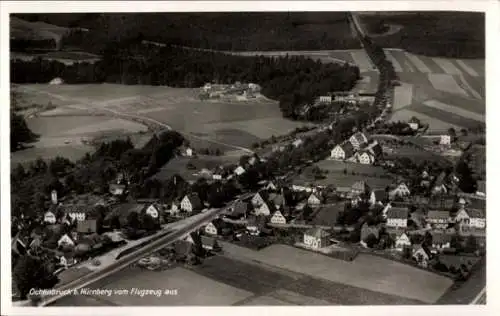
11,41,361,119
14,12,361,52
363,12,485,58
13,12,484,58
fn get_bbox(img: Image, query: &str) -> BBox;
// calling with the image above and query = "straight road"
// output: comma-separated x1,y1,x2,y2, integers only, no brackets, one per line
34,194,252,306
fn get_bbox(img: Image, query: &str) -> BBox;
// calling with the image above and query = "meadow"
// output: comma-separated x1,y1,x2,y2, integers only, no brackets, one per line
12,83,308,164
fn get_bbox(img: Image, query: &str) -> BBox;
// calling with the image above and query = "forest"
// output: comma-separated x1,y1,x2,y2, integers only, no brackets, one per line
11,40,361,119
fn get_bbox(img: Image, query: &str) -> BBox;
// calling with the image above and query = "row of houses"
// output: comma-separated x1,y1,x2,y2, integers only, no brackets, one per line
330,132,383,165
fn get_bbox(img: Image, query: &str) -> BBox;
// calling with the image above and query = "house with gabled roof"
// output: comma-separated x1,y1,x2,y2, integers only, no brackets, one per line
426,210,450,229
251,191,268,207
386,207,409,228
330,142,355,160
201,236,221,252
180,194,203,213
454,208,486,230
389,182,411,199
264,181,278,191
226,200,249,219
303,227,330,249
57,234,75,248
354,151,375,165
254,201,272,216
395,232,412,251
269,210,287,224
44,211,57,224
366,140,383,158
268,192,286,209
351,181,371,196
369,189,388,206
412,244,432,268
307,192,322,207
349,132,368,150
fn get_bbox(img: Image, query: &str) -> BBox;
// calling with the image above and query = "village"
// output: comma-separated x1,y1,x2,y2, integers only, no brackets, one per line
11,113,486,287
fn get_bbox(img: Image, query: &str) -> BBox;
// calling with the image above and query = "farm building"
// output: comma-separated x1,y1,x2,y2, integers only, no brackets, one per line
201,236,221,252
330,142,355,160
303,227,330,249
349,132,369,150
395,232,412,251
318,95,332,103
426,210,451,230
351,181,371,196
431,233,451,252
454,208,486,230
386,207,409,229
180,194,203,213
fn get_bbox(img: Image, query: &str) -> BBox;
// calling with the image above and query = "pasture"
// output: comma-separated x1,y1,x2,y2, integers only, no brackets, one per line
13,84,306,159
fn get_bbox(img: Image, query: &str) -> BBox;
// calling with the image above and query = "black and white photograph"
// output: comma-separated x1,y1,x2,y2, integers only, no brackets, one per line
1,0,495,314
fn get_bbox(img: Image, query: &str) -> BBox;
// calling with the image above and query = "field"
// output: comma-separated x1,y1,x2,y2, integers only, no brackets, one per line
11,114,148,165
12,83,307,163
243,244,453,303
380,49,485,132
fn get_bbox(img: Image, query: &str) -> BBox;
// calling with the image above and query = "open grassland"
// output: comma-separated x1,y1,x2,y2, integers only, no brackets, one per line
10,16,69,41
13,84,307,162
315,160,387,176
253,245,452,303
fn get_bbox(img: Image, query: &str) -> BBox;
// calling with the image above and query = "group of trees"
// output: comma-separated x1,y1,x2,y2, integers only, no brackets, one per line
11,113,38,151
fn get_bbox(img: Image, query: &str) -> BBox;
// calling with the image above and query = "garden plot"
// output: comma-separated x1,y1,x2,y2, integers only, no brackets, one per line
423,99,485,123
350,50,374,71
432,58,463,75
405,53,432,73
428,73,469,97
456,60,480,77
393,82,414,110
383,50,403,72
